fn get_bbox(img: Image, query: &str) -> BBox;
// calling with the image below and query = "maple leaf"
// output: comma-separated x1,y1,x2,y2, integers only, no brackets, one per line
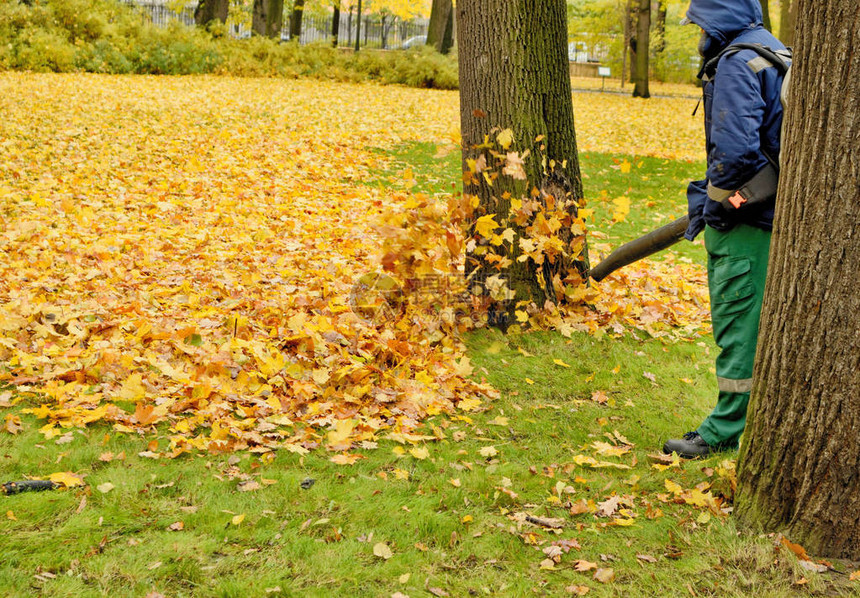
3,415,23,435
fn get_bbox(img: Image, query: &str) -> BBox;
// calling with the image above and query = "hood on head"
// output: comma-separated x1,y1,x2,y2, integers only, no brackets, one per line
683,0,763,45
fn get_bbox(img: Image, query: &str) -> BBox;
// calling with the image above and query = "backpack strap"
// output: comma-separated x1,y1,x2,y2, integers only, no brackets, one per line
702,43,791,82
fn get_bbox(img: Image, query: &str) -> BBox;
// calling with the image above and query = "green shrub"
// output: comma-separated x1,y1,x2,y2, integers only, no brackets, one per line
14,28,77,72
0,0,459,89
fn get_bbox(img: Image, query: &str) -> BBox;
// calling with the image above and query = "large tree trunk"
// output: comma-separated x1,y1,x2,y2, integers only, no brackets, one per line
289,0,305,42
778,0,797,46
252,0,285,38
457,0,587,314
736,0,860,559
427,0,454,54
194,0,228,27
631,0,650,97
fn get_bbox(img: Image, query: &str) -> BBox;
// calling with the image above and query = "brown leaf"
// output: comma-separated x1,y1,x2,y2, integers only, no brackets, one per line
636,554,657,563
780,536,810,561
167,521,184,532
573,560,598,572
593,568,615,583
597,495,621,518
3,415,23,435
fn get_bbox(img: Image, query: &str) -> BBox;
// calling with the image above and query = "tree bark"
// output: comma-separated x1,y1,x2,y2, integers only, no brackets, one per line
736,0,860,559
289,0,305,42
625,0,634,85
779,0,796,46
354,0,362,51
332,3,340,47
654,0,666,53
252,0,285,38
632,0,650,97
760,0,771,32
457,0,587,313
427,0,454,54
194,0,229,27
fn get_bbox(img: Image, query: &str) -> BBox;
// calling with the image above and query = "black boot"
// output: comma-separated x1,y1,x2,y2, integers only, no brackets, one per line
662,431,713,459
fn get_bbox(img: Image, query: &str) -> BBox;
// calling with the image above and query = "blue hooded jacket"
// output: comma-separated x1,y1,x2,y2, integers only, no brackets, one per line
683,0,788,240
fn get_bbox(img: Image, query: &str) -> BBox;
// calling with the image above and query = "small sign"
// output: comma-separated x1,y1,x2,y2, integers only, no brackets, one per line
598,67,611,77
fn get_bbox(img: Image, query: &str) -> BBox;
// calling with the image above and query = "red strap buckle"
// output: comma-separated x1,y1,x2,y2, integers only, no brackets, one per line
727,191,747,209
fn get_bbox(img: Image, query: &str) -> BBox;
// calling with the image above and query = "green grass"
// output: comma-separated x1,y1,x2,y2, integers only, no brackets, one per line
2,144,856,597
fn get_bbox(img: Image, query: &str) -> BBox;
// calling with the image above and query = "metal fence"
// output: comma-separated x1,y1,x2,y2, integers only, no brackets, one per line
123,1,428,49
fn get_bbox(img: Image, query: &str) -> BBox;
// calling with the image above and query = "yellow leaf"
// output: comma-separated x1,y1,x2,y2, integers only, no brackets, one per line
117,373,146,401
524,378,535,385
6,511,16,521
49,471,85,488
409,446,429,460
479,446,498,457
373,542,393,560
619,159,631,173
231,513,246,526
497,128,515,149
664,479,684,495
553,359,571,368
475,214,499,238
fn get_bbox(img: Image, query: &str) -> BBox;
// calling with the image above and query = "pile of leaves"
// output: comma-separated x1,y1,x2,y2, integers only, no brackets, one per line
0,74,709,456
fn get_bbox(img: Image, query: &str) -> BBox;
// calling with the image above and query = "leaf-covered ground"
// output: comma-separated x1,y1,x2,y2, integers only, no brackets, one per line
4,74,860,598
0,73,709,454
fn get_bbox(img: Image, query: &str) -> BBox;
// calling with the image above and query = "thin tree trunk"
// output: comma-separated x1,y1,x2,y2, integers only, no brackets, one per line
736,0,860,559
332,3,340,47
761,0,771,32
632,0,650,97
427,0,453,53
289,0,305,42
779,0,796,46
458,0,587,314
654,0,666,53
623,0,633,86
354,0,362,51
194,0,228,27
252,0,284,38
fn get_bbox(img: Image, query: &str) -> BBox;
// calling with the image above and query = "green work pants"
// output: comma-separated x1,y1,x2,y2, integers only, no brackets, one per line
697,224,771,449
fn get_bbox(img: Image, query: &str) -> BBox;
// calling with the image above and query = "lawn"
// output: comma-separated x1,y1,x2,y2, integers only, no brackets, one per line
1,74,854,597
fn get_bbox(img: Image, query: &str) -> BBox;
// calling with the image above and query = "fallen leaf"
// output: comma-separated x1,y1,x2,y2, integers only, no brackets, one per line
593,568,615,583
479,446,498,458
167,521,184,531
49,471,85,488
373,542,393,560
574,560,598,572
4,415,23,435
237,480,262,492
96,482,114,494
231,514,245,526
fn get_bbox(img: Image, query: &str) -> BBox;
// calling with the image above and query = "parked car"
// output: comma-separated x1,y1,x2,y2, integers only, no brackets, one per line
401,35,427,50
